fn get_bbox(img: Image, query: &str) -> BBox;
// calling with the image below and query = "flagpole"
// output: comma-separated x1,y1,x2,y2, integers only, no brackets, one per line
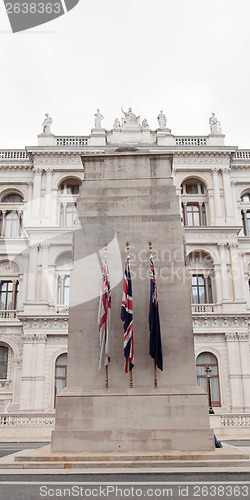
126,241,133,389
149,240,158,389
154,360,157,388
105,242,109,389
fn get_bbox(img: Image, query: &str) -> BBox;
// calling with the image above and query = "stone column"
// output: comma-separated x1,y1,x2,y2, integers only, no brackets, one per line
213,263,222,304
32,168,42,219
225,332,244,412
229,244,244,301
222,168,234,222
45,168,53,218
212,168,223,224
22,252,29,304
40,244,50,302
27,245,39,301
182,201,187,226
238,333,250,411
33,333,47,410
207,189,215,226
218,244,230,300
20,334,35,410
20,333,47,410
231,181,238,219
25,181,33,223
1,210,6,237
242,210,248,236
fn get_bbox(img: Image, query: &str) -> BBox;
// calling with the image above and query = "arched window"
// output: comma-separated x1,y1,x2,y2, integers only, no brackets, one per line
0,192,23,237
196,352,220,407
181,179,207,227
55,353,67,407
58,178,81,227
0,346,8,379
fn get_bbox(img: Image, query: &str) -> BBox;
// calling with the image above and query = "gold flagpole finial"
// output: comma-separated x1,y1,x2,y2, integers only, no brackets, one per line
149,240,152,253
126,241,130,255
105,242,108,257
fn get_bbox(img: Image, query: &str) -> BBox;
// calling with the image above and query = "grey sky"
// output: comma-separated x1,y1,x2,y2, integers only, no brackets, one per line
0,0,250,148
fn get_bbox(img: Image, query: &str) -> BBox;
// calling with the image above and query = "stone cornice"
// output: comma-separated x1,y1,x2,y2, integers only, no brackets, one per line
192,314,249,329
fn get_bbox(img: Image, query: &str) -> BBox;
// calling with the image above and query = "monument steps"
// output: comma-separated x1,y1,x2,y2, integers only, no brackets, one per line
1,443,247,470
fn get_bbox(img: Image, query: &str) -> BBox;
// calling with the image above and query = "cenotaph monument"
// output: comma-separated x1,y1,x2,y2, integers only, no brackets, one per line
51,109,214,452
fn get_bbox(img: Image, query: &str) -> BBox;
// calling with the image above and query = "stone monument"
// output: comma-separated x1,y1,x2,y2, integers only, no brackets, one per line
51,120,214,453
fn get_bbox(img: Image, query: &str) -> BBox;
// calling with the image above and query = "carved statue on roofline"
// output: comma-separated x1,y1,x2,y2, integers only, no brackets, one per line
209,113,222,134
42,114,53,134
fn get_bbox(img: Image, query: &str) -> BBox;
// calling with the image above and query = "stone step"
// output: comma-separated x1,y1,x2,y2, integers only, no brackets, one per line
2,459,250,470
15,451,249,462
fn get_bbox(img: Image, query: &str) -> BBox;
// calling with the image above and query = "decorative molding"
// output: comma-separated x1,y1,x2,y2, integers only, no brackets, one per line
238,332,249,341
194,334,225,343
225,332,237,341
22,333,47,343
34,154,83,166
22,317,68,330
193,316,249,328
174,154,230,166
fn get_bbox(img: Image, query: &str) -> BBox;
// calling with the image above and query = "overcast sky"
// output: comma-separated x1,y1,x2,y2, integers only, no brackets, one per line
1,0,250,149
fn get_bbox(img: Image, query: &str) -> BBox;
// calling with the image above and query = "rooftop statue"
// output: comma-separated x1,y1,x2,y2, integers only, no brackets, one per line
142,118,149,129
94,109,104,129
209,113,222,134
121,107,140,126
113,118,120,129
42,113,53,134
157,110,167,129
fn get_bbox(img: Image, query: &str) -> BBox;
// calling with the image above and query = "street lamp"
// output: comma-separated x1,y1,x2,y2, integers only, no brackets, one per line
205,365,214,415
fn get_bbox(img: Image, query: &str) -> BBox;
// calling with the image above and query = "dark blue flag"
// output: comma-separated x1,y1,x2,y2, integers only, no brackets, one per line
149,256,163,371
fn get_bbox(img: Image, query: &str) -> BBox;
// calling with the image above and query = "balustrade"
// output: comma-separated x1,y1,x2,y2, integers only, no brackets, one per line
0,413,55,426
175,137,207,146
0,150,29,160
56,137,89,147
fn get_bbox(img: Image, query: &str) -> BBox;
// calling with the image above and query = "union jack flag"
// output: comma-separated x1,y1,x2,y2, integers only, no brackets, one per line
149,255,163,371
121,255,134,372
97,256,111,371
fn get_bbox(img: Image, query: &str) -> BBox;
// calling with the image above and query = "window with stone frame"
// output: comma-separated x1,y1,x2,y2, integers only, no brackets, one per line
0,345,8,379
0,192,23,237
196,352,221,407
57,275,70,306
58,178,81,227
191,275,213,304
181,179,207,226
0,281,19,311
54,353,67,407
55,253,73,310
187,251,215,305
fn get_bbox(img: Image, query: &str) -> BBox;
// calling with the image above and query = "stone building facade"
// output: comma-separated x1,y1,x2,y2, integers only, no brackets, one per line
0,110,250,436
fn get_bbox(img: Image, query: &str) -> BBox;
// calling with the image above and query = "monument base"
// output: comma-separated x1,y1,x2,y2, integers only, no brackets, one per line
51,386,214,452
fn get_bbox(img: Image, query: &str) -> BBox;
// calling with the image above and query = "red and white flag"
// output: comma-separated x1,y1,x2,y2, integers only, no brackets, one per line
98,256,111,371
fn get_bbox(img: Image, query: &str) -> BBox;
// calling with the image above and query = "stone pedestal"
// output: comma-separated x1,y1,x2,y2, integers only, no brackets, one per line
51,153,214,452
